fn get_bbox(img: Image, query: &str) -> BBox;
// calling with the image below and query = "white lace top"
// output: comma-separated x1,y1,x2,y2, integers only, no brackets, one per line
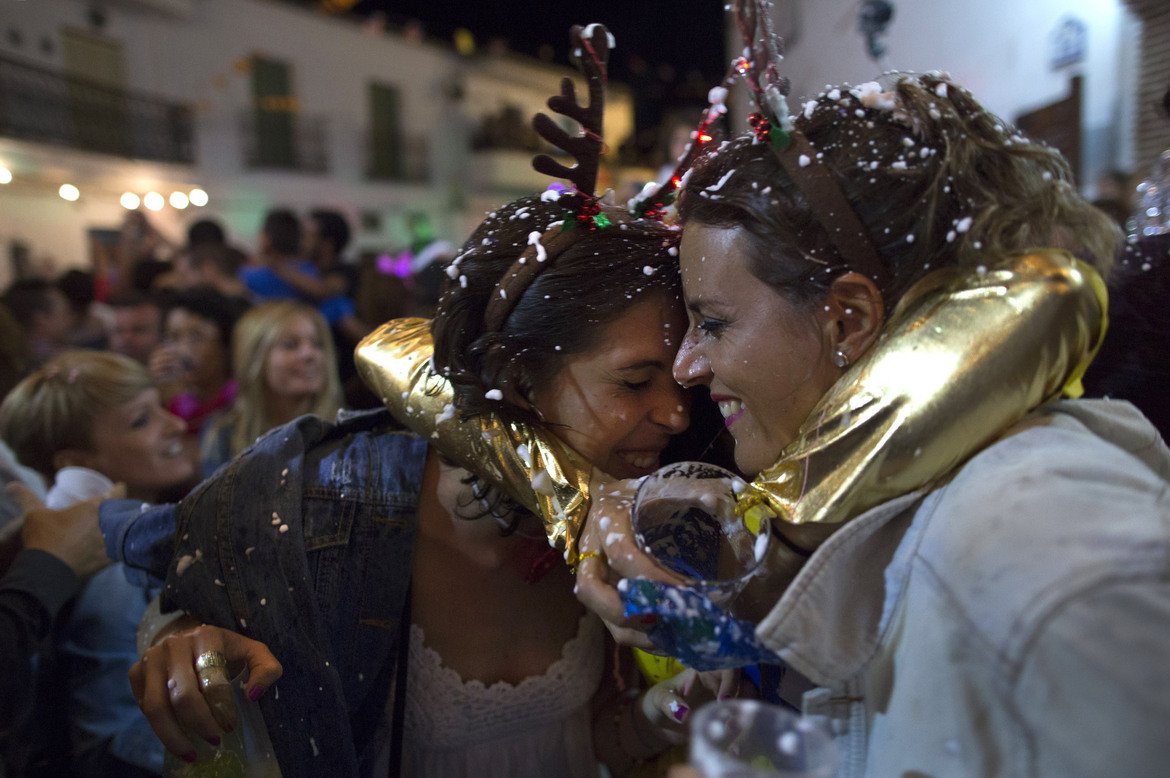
374,613,606,777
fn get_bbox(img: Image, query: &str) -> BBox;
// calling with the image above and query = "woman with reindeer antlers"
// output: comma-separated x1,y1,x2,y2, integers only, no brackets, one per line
355,2,1170,775
116,24,737,778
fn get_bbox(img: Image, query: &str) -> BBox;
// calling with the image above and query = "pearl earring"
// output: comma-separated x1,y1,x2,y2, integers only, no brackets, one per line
832,349,849,368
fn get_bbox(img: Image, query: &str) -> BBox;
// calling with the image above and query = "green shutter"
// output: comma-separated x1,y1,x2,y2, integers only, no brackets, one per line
369,82,403,179
251,57,295,168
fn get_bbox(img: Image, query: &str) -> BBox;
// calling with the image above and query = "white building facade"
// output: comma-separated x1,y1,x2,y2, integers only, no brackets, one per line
760,0,1141,199
0,0,638,285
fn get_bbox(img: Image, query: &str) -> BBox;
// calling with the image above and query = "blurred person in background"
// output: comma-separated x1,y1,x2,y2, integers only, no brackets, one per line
0,307,41,540
57,269,110,351
0,441,45,546
303,207,381,403
162,244,251,303
1,277,74,366
270,206,370,341
304,208,357,296
157,218,249,302
1094,168,1136,211
0,304,36,401
1,350,191,515
149,288,249,496
1089,168,1135,230
0,350,192,777
242,208,369,400
0,487,113,775
239,208,312,302
1083,82,1170,441
185,218,226,252
407,237,456,317
106,292,164,366
199,301,342,478
187,217,251,282
112,211,175,298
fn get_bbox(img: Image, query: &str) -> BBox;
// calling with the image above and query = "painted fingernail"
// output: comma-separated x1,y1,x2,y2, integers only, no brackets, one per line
669,700,690,722
247,684,267,702
182,752,198,764
205,735,220,746
637,615,658,627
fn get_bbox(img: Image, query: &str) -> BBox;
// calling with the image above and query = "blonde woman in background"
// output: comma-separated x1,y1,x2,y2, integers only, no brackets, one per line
200,301,342,478
0,350,192,776
0,351,191,506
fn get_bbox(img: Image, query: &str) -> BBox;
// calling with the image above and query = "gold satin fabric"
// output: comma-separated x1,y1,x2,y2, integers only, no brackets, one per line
355,250,1106,565
746,250,1106,527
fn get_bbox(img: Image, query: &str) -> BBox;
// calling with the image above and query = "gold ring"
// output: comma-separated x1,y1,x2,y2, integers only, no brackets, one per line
194,650,228,673
194,650,228,689
577,550,600,563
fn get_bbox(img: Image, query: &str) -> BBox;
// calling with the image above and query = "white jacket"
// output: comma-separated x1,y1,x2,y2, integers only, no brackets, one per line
757,399,1170,777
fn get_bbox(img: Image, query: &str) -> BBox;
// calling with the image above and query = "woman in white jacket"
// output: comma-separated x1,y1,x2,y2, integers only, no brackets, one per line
574,60,1170,778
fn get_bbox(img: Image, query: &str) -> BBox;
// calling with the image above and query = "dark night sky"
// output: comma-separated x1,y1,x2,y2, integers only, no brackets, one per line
350,1,729,97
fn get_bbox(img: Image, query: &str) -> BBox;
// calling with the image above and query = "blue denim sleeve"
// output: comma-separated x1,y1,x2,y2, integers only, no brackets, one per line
99,499,176,588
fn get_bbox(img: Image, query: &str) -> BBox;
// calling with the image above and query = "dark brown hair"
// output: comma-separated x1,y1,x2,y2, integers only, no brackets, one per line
433,194,681,428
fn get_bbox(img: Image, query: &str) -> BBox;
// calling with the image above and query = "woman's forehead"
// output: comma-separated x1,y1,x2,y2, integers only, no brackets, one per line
597,297,683,353
679,226,754,286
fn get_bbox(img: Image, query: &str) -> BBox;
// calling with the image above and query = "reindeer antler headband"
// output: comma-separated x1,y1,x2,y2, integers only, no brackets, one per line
634,0,890,289
482,23,614,334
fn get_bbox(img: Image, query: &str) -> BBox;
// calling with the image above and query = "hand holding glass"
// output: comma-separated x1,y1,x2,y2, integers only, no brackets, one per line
689,699,837,777
631,462,770,614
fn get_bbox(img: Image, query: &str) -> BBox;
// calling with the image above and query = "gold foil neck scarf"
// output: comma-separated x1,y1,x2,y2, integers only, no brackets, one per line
354,318,593,563
747,249,1107,528
356,250,1106,568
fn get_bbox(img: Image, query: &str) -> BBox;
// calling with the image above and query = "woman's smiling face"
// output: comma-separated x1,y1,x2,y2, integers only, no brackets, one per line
531,293,691,480
672,224,840,476
71,388,192,498
264,314,327,402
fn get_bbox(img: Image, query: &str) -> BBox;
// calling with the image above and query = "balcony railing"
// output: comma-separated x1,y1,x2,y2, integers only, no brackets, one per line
239,110,327,173
0,53,194,164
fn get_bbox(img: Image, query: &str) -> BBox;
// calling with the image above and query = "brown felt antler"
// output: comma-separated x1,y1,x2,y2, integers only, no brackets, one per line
531,24,611,195
482,25,614,334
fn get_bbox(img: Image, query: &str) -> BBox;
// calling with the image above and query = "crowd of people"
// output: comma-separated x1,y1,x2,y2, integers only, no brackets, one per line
2,6,1169,778
0,205,441,774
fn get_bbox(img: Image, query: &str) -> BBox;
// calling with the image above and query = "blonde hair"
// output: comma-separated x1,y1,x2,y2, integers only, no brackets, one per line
681,73,1123,307
217,301,342,456
0,350,154,478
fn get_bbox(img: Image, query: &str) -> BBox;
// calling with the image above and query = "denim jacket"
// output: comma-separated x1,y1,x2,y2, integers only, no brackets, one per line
101,409,428,778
